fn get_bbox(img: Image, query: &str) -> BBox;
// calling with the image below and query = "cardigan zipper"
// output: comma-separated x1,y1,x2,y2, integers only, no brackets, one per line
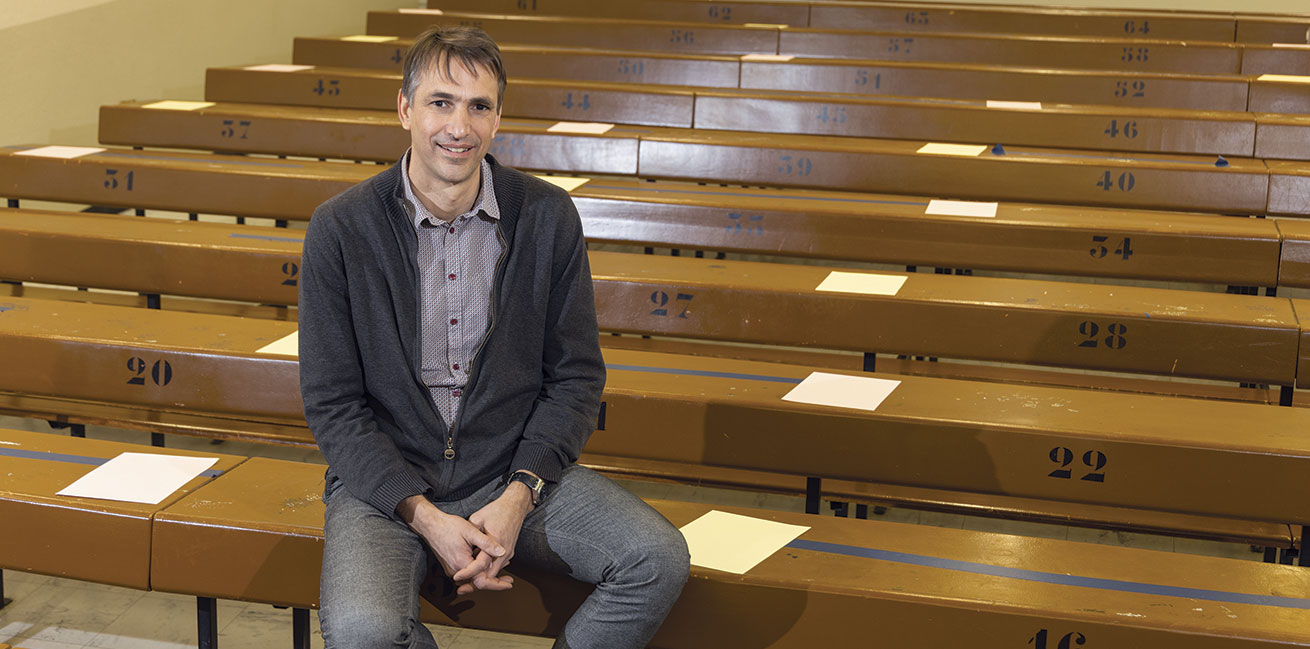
445,224,510,460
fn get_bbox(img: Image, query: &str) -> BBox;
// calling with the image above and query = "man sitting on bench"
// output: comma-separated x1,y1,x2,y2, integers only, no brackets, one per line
298,25,690,649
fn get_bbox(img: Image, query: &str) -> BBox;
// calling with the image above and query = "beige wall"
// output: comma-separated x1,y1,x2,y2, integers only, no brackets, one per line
1,0,413,147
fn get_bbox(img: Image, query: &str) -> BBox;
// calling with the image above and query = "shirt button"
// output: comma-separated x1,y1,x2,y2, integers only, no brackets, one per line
453,363,460,370
450,318,458,325
448,273,456,280
448,227,455,234
452,389,462,397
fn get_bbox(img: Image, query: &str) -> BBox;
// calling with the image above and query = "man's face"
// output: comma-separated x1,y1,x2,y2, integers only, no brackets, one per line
398,55,502,192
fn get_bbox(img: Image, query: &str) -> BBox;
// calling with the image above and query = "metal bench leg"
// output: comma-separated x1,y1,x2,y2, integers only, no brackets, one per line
1281,386,1294,407
0,569,11,609
830,501,849,518
855,504,869,519
1263,547,1279,563
151,433,166,447
1300,527,1307,567
863,352,876,372
198,596,219,649
805,477,821,515
293,608,310,649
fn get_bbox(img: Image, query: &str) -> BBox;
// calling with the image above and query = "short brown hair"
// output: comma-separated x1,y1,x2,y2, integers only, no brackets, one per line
401,25,507,107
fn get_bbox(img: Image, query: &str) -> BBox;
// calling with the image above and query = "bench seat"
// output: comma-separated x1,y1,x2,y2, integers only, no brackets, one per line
0,427,244,589
152,456,1310,647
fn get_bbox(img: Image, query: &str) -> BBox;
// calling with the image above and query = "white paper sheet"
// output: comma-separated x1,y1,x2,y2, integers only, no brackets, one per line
926,199,998,218
341,35,398,43
57,452,219,505
533,175,591,192
398,8,443,14
744,23,789,29
740,54,795,62
679,510,809,574
986,100,1042,110
256,330,299,357
1272,43,1310,49
1257,73,1310,84
815,271,907,296
141,100,216,111
916,142,988,157
781,371,902,413
547,121,615,135
14,145,106,159
244,64,315,73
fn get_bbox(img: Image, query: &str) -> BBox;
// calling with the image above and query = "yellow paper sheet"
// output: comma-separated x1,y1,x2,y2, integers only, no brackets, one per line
916,142,987,157
142,100,215,111
740,54,795,62
256,331,299,357
1257,73,1310,84
679,510,809,575
815,271,907,296
781,371,902,413
341,35,398,43
925,199,998,218
15,145,105,159
533,175,591,192
398,8,443,14
547,121,615,135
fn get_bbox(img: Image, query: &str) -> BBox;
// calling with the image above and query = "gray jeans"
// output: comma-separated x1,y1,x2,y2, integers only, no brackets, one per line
319,464,690,649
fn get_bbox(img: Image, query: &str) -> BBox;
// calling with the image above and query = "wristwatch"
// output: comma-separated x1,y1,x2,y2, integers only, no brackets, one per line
508,470,545,506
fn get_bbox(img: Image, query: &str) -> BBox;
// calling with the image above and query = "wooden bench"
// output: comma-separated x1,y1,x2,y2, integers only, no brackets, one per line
7,148,1288,289
152,454,1310,648
2,295,1308,522
0,426,243,597
425,0,812,26
294,30,1253,77
92,96,1286,216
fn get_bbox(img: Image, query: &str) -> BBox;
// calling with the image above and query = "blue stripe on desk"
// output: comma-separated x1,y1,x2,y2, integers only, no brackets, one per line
0,447,225,478
582,184,929,207
228,233,305,243
786,538,1310,610
605,363,803,384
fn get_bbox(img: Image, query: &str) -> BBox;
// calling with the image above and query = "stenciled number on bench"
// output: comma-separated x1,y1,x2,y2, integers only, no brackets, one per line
670,29,695,45
103,169,134,191
312,79,341,97
817,105,847,124
1029,629,1088,649
560,93,591,111
707,6,731,21
491,134,526,161
887,38,914,55
1120,47,1149,63
281,262,299,287
1095,171,1135,192
391,48,403,64
1123,19,1151,34
650,290,694,318
777,155,813,177
516,0,538,9
1113,80,1147,99
1089,235,1133,260
220,119,251,140
1076,321,1127,349
1047,448,1108,483
617,59,645,79
904,11,929,25
1103,119,1138,139
855,69,881,89
126,357,174,387
726,212,763,235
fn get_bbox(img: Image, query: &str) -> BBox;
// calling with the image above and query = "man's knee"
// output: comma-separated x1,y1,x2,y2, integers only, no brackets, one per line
321,605,424,649
618,523,691,597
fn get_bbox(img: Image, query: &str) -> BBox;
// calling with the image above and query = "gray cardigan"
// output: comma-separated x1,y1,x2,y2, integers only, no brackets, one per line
298,155,606,517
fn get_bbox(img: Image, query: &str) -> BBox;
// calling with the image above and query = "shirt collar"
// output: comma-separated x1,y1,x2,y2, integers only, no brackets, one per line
401,149,500,230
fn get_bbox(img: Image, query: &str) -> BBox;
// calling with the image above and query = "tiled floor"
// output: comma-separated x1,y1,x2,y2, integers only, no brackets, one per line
0,415,1261,648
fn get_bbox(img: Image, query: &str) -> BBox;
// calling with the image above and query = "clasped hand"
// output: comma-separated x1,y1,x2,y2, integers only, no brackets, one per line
398,483,533,596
